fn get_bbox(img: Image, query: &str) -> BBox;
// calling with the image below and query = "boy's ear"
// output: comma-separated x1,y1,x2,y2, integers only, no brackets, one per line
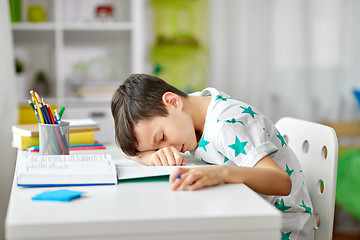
162,92,183,109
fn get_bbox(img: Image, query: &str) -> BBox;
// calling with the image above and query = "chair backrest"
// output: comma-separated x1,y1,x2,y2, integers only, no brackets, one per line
275,117,338,240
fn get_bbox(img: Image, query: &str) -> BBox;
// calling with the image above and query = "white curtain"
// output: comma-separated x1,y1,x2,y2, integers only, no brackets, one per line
209,0,360,123
0,1,17,239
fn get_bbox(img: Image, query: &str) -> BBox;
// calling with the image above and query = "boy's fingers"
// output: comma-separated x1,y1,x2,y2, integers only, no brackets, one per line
152,158,162,166
169,168,181,182
174,152,185,166
157,150,169,166
181,158,187,166
164,148,176,166
169,167,188,182
169,146,182,166
151,152,163,166
171,178,181,190
188,178,207,191
179,173,199,190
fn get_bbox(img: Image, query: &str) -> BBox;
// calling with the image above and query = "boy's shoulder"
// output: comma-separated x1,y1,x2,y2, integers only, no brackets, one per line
204,88,251,120
190,87,225,97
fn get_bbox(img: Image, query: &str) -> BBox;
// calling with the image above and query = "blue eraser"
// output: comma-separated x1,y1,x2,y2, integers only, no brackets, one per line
32,189,84,202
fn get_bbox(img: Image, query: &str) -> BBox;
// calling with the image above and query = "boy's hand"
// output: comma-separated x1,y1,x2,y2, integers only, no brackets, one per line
150,146,186,166
134,146,186,166
169,166,224,191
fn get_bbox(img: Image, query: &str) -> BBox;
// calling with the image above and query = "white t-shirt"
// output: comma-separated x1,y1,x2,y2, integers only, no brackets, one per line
191,87,315,240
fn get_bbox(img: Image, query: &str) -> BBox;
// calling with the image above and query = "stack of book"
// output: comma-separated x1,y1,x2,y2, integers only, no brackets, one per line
12,119,105,151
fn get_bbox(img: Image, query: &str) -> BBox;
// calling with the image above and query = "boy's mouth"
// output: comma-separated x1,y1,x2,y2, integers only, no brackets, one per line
180,145,185,153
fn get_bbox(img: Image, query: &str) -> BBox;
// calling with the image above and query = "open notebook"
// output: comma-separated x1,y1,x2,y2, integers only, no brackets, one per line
114,153,210,181
17,154,117,187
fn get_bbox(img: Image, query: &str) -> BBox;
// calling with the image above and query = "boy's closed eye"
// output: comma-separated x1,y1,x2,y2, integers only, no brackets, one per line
153,132,163,146
153,133,165,150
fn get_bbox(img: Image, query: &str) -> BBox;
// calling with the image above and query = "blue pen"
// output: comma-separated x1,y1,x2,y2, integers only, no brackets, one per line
54,112,59,124
174,174,181,180
42,100,51,124
39,103,49,124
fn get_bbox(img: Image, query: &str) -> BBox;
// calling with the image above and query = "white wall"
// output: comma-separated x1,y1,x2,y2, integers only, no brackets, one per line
0,1,18,239
208,0,360,123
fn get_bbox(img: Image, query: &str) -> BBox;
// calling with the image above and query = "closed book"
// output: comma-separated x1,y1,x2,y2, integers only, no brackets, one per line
12,124,39,137
17,154,117,187
13,131,95,149
70,131,95,145
12,120,100,137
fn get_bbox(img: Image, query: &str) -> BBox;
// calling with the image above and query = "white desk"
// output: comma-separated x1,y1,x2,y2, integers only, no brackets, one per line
6,146,281,240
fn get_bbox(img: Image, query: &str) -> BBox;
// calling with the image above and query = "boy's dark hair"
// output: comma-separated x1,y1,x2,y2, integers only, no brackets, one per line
111,74,187,156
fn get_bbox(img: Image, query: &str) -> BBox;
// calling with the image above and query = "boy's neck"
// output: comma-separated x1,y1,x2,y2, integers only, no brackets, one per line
183,95,211,138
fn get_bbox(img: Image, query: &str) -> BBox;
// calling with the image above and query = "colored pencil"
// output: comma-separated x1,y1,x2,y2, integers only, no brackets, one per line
28,98,40,123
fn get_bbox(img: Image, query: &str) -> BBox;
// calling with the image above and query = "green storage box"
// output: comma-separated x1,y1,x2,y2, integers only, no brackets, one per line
150,0,208,93
151,46,207,93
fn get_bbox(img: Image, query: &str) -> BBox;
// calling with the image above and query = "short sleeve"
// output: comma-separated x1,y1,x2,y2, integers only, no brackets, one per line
216,119,278,167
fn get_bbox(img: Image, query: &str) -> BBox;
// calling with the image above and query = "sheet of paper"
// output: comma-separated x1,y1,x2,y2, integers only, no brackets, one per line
61,119,99,127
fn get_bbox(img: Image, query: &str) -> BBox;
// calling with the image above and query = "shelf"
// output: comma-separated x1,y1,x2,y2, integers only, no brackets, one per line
11,0,148,142
12,22,133,31
12,23,56,31
62,22,132,31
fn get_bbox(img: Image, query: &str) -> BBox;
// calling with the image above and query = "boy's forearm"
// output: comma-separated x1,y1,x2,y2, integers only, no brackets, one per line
221,165,291,196
123,151,155,165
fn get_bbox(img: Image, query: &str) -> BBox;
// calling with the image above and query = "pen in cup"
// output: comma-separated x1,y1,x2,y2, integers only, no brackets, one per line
58,107,65,119
54,109,61,123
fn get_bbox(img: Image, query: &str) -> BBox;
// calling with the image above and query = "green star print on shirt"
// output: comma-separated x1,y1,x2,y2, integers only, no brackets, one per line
228,136,247,157
198,134,210,152
299,200,312,215
224,118,244,125
277,131,287,146
281,231,292,240
215,95,230,101
286,164,294,176
275,198,292,211
218,151,229,163
240,106,257,118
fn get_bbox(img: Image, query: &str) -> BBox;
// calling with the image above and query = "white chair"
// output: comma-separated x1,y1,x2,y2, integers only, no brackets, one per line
275,117,338,240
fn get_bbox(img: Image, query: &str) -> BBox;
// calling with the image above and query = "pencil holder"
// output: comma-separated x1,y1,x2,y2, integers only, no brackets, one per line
39,122,70,155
